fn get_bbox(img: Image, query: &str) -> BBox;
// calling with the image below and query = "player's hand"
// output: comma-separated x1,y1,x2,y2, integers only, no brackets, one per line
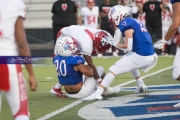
153,39,167,49
29,75,38,91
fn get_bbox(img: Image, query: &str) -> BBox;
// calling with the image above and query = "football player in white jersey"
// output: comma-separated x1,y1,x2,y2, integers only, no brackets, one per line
0,0,37,120
52,36,107,98
161,0,173,56
51,25,120,98
132,0,146,25
79,0,100,29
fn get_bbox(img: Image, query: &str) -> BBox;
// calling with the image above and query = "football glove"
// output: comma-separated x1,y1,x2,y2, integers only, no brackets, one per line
153,39,167,49
101,37,118,46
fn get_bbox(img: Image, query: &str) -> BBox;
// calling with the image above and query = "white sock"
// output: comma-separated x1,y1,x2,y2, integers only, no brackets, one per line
95,86,104,95
15,115,29,120
101,73,115,88
136,78,144,87
55,82,62,89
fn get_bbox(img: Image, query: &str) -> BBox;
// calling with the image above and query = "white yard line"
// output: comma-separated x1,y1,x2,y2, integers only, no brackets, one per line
36,66,173,120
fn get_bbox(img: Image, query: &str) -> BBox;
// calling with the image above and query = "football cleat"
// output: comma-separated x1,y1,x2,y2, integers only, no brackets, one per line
103,86,121,96
97,53,103,58
135,84,147,94
83,93,103,101
173,102,180,107
50,86,66,98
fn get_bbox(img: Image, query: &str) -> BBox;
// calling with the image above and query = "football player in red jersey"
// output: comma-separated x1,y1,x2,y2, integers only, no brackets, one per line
0,0,37,120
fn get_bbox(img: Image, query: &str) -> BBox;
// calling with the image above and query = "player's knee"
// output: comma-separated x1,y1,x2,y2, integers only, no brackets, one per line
96,66,104,76
172,69,180,80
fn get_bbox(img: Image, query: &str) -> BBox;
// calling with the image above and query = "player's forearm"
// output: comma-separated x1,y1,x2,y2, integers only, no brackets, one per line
165,24,179,41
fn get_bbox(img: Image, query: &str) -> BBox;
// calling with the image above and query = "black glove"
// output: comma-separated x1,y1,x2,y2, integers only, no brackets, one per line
165,6,170,11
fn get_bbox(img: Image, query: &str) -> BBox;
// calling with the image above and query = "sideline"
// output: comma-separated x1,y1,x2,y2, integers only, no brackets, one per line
36,66,173,120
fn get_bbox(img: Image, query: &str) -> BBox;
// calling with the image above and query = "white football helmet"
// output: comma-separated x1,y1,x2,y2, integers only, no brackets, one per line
55,36,79,56
108,5,129,30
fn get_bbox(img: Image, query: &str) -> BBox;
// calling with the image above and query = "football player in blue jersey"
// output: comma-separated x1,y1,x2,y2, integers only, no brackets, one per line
83,5,158,101
51,36,120,98
52,36,105,98
154,0,180,107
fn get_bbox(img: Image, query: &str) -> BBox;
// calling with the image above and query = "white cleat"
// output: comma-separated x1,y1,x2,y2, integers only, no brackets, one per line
173,102,180,107
97,53,103,58
135,84,147,94
83,93,103,101
103,86,121,96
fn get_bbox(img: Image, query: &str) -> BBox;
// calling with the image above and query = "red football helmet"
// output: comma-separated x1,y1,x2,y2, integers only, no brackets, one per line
86,0,95,9
92,31,111,54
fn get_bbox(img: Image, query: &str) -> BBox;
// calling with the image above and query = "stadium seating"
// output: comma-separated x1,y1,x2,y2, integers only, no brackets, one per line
23,0,55,28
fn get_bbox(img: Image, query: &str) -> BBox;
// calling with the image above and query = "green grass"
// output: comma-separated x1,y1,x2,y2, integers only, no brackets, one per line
1,56,179,120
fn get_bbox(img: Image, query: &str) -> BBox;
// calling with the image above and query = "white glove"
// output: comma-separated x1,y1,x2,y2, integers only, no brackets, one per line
101,37,118,46
153,39,167,49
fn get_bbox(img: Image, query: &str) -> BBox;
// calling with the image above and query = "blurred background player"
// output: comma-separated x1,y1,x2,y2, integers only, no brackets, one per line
161,0,173,56
51,0,77,46
0,0,37,120
139,0,167,55
98,0,119,57
132,0,146,25
52,36,106,98
83,5,157,101
153,0,180,107
78,0,101,29
51,25,119,96
118,0,132,15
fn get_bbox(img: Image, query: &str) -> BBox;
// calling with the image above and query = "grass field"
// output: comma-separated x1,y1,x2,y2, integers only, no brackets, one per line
1,56,180,120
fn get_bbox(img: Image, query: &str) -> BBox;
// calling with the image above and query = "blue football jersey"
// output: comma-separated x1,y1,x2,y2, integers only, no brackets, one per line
53,55,85,85
170,0,180,4
118,17,155,56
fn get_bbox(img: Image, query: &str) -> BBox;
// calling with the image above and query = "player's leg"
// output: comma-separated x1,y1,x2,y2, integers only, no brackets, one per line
5,64,29,120
66,66,111,99
172,49,180,81
66,66,105,98
131,70,147,94
83,52,154,100
0,91,1,113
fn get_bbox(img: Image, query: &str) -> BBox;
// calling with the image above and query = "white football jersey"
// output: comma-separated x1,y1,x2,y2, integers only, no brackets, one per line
162,3,172,27
56,25,102,56
0,0,26,56
131,6,146,25
137,13,146,25
81,6,99,28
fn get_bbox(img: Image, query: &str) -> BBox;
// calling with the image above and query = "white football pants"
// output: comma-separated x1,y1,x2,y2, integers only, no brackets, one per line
109,52,157,75
0,64,29,120
173,49,180,80
66,66,104,98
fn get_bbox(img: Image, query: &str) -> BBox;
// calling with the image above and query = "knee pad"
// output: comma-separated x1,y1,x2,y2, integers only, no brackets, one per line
96,66,104,76
172,68,180,80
